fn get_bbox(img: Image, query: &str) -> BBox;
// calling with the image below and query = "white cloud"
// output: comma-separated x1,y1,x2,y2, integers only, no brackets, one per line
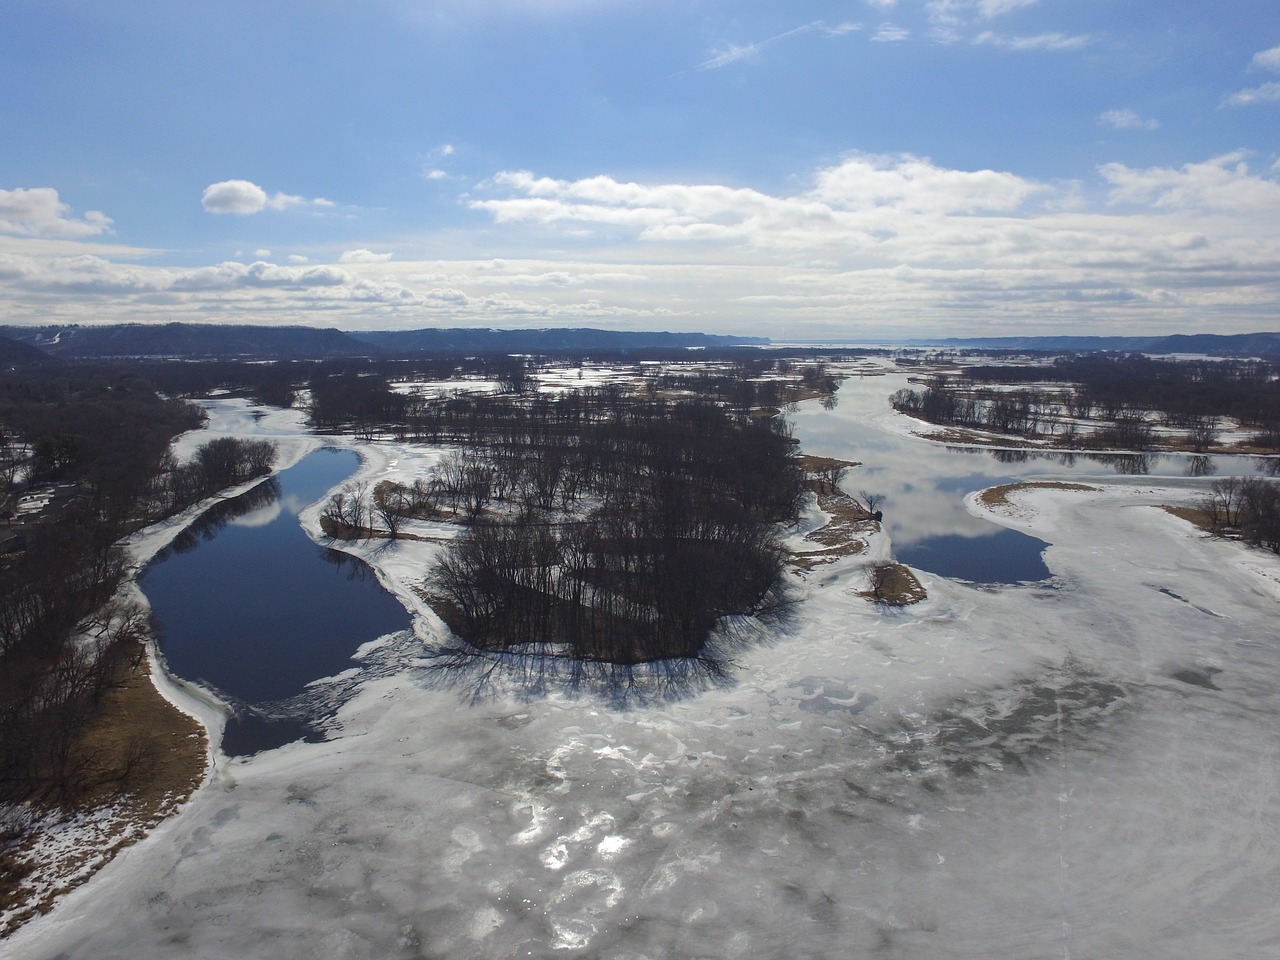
926,0,1054,43
973,31,1091,51
1100,152,1280,212
287,255,309,264
1099,109,1159,131
865,0,897,9
823,22,862,36
976,0,1038,17
202,180,335,215
202,180,268,215
698,42,759,69
0,187,114,238
424,169,450,181
254,248,272,258
340,248,395,263
1251,44,1280,72
5,153,1280,336
1223,82,1280,107
871,23,910,42
697,22,824,70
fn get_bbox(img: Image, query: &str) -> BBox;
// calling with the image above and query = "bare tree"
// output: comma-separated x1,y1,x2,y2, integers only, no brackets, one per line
320,481,369,538
858,490,885,519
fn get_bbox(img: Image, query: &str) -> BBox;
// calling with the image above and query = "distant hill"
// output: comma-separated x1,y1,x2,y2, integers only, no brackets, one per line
0,324,768,360
0,323,372,360
0,334,57,368
922,332,1280,357
348,327,769,354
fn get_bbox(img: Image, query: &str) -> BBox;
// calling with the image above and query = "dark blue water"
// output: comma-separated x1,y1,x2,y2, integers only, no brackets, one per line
897,529,1052,583
142,448,410,755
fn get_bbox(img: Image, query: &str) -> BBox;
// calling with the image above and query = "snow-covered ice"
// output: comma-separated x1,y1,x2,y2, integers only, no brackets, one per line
6,388,1280,959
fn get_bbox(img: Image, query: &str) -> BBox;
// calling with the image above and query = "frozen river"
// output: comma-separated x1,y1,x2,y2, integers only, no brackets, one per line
7,366,1280,959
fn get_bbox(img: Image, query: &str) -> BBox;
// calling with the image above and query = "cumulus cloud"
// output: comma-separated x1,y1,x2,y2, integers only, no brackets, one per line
472,154,1046,248
201,180,267,214
339,248,394,263
424,169,450,180
1100,152,1280,212
0,187,113,238
201,180,334,214
1099,108,1159,131
1223,82,1280,107
1251,44,1280,72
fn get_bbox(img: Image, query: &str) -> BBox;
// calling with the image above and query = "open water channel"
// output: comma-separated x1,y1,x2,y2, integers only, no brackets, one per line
141,447,410,755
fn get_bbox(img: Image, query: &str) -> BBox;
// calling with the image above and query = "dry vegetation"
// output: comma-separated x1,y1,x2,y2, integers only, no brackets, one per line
1161,504,1213,532
1,649,206,936
791,488,876,572
861,562,928,606
979,480,1099,510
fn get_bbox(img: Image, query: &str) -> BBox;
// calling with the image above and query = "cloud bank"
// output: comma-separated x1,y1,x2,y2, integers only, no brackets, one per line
4,151,1279,338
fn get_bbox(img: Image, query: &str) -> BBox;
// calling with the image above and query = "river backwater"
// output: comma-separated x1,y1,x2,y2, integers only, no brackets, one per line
140,448,410,755
791,362,1272,583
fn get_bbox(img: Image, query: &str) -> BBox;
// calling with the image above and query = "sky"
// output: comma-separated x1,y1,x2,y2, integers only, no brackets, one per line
1,0,1278,339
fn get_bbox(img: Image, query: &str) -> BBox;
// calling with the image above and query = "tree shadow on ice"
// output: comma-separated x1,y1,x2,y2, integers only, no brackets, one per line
417,604,796,708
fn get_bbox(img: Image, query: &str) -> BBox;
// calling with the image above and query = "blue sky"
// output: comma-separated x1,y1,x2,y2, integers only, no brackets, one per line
2,0,1278,338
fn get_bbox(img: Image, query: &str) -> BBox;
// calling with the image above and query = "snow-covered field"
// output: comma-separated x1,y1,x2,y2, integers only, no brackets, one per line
5,390,1280,959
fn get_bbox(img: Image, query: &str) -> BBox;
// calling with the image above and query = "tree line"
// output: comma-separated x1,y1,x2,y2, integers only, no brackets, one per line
890,355,1280,453
1,366,276,806
890,354,1280,450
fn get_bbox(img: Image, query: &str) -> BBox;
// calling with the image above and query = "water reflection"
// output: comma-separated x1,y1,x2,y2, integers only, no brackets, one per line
160,479,282,557
1186,456,1216,478
142,449,410,755
792,364,1273,585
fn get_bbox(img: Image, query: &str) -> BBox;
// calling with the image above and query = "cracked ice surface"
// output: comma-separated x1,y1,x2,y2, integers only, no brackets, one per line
6,394,1280,959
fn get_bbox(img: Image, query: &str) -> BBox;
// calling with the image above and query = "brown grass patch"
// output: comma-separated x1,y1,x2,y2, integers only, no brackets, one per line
790,489,876,572
0,651,207,936
797,454,861,473
861,563,928,605
979,480,1098,510
1161,504,1213,533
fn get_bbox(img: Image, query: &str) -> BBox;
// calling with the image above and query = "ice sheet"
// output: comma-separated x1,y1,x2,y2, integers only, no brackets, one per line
7,393,1280,959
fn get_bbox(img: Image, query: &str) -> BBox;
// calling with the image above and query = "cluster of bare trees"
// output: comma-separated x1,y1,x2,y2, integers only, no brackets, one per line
1199,476,1280,553
894,354,1280,450
142,438,277,522
0,517,143,802
890,382,1179,451
422,392,803,663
